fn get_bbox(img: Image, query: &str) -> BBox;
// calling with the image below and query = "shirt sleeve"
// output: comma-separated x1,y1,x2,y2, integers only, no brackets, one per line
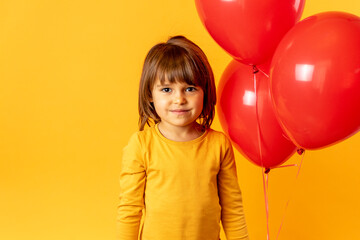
117,132,146,240
218,137,249,240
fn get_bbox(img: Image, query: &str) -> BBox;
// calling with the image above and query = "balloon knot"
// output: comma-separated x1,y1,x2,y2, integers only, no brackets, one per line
264,168,271,174
297,148,305,155
253,65,259,74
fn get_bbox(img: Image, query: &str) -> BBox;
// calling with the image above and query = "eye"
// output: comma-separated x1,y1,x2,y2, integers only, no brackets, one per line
161,88,171,93
185,87,197,92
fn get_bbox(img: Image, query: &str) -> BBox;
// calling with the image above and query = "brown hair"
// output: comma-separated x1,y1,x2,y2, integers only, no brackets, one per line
138,35,216,131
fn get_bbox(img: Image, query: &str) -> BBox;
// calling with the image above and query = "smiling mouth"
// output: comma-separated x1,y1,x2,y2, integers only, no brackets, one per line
170,109,190,113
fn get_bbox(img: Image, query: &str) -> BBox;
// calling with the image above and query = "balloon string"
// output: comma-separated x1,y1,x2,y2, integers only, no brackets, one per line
282,133,292,142
275,150,306,240
272,164,298,169
254,66,270,240
262,168,270,240
257,66,270,78
253,65,262,163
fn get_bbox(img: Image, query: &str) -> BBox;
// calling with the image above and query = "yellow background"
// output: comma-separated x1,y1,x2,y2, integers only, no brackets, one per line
1,0,360,239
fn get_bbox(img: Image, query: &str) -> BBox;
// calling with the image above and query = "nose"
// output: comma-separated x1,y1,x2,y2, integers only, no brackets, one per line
173,91,186,104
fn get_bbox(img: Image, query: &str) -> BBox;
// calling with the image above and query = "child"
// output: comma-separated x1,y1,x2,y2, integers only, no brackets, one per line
117,36,249,240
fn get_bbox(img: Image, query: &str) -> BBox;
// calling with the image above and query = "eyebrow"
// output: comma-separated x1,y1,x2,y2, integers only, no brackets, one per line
155,83,171,88
154,83,197,88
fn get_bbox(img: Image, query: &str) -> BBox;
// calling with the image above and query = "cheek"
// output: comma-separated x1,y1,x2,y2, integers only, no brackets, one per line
195,94,204,110
152,96,168,110
199,99,204,110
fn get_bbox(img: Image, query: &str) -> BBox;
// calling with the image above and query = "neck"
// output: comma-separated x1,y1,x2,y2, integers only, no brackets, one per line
158,122,205,142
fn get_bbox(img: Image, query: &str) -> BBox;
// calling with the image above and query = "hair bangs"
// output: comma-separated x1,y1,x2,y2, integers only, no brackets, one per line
155,47,200,87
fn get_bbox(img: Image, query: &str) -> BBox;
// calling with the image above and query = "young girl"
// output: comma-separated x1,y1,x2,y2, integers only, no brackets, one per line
118,36,249,240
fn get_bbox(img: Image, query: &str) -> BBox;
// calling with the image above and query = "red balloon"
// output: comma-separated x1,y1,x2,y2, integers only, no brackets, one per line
270,12,360,149
218,60,297,169
195,0,305,65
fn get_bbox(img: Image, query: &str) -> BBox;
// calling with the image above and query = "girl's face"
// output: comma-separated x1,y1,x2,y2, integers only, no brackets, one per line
151,78,204,130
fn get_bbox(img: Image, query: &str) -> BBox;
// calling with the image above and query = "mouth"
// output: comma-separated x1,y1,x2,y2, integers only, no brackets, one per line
170,109,190,113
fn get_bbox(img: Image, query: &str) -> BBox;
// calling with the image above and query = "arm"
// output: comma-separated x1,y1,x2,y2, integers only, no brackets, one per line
218,138,249,240
117,133,146,240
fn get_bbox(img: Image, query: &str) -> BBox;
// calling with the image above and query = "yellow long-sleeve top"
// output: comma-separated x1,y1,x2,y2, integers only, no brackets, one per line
117,124,249,240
